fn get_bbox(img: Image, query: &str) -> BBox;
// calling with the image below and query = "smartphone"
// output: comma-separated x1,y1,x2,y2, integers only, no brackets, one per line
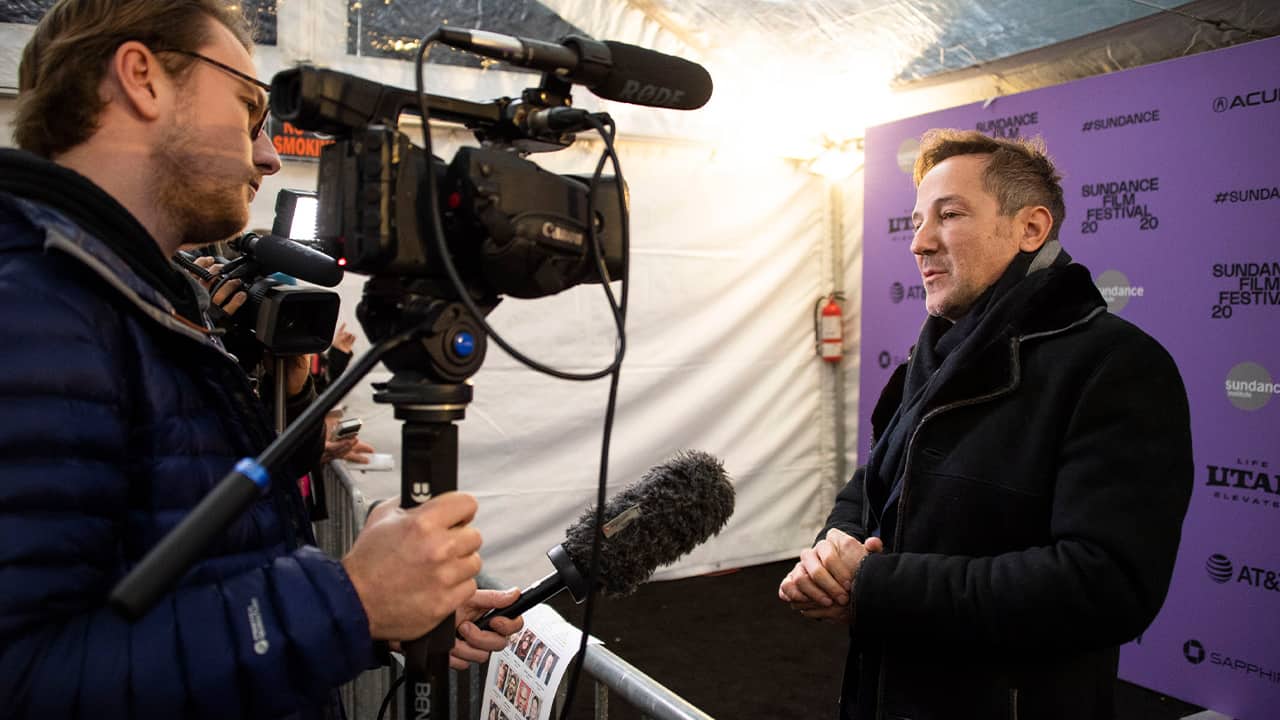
334,417,362,439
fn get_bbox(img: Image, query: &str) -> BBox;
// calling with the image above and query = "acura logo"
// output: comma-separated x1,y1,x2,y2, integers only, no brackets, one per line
1213,97,1228,113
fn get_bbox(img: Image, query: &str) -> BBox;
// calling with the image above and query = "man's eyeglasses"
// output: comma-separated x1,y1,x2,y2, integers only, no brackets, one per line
156,49,271,140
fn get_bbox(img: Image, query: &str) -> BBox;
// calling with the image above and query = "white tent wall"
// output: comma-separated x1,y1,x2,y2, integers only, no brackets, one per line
330,128,842,586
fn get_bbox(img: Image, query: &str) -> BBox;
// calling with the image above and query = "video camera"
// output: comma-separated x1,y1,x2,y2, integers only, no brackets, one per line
266,29,711,381
178,191,341,357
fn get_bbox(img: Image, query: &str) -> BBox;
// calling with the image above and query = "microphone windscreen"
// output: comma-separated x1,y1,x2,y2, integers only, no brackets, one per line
561,450,733,596
591,42,713,110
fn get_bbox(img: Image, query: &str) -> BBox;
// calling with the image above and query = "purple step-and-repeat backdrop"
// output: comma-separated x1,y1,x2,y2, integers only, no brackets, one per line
860,36,1280,718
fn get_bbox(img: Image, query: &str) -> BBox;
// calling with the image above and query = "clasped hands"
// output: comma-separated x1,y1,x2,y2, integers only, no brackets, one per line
777,528,883,624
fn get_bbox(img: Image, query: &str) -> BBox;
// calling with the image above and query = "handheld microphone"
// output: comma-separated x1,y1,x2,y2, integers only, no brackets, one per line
436,28,714,110
476,450,733,629
230,232,344,288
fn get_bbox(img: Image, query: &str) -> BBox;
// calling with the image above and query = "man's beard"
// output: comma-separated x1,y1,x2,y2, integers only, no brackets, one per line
151,115,254,248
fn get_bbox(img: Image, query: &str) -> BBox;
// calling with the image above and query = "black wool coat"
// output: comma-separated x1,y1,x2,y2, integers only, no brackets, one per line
826,263,1193,720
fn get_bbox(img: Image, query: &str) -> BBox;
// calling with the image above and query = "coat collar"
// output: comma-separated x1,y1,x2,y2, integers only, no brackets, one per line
872,263,1106,441
4,192,225,348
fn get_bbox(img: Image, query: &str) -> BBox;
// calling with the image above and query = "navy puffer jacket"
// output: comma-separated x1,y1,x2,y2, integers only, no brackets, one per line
0,150,373,719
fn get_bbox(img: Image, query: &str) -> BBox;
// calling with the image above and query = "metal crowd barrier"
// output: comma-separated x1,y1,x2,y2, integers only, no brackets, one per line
313,463,715,720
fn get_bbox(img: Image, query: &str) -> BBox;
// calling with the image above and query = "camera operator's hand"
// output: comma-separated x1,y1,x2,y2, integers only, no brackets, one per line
342,492,483,641
191,256,247,316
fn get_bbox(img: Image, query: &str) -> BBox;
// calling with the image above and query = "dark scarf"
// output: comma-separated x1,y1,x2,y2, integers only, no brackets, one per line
866,242,1072,546
0,148,203,324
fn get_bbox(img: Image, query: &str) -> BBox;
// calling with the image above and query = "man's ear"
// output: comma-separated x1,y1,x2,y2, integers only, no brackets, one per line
107,41,167,123
1017,205,1053,252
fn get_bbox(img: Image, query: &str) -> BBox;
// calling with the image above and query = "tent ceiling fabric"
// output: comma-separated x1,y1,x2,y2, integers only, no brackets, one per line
337,1,1273,84
530,0,1278,84
589,0,1167,84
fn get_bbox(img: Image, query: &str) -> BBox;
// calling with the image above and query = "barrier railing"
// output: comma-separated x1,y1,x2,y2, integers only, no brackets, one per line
313,463,714,720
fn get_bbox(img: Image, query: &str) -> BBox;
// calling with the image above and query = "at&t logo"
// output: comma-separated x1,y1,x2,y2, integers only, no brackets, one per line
1205,553,1233,583
889,282,924,304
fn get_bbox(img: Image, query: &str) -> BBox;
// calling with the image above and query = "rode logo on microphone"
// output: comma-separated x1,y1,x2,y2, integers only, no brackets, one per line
616,80,686,108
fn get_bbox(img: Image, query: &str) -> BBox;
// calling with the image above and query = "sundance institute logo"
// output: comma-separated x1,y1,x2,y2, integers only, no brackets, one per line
1094,269,1144,313
1184,639,1207,665
896,137,920,175
1225,361,1279,411
1206,554,1233,584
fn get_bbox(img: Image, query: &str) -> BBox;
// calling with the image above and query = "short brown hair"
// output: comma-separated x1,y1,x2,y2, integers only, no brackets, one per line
14,0,253,157
913,129,1066,243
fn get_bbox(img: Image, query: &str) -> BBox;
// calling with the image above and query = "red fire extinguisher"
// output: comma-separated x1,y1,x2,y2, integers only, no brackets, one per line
815,293,844,362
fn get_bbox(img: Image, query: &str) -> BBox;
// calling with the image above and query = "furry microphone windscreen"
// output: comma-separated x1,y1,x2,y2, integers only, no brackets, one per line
560,450,734,597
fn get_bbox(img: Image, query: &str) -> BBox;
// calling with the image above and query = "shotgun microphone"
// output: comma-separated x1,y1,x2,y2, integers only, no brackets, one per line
230,232,344,288
477,450,733,629
436,28,714,110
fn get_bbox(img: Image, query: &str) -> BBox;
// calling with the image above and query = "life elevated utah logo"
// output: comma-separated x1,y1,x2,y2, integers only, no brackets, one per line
887,213,914,242
1213,86,1280,113
1204,458,1279,510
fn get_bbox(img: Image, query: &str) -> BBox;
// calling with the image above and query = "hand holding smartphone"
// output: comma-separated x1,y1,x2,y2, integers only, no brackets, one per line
334,417,362,440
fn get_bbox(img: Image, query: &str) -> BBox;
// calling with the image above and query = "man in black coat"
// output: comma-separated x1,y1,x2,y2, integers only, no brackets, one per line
779,129,1193,720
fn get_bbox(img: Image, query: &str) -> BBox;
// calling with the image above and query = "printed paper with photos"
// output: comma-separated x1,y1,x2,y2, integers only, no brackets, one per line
482,605,601,720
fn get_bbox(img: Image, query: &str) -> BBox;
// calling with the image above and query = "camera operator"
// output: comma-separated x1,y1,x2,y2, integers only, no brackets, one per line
0,2,521,718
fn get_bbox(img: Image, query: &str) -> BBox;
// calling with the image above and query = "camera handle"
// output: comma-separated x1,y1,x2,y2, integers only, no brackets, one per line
372,375,472,720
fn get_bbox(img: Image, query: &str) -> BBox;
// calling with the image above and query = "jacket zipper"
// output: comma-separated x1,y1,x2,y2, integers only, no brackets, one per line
1010,688,1019,720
